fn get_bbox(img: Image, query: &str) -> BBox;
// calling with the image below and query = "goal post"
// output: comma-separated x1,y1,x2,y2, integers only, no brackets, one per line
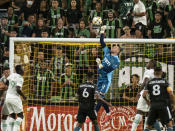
9,37,175,131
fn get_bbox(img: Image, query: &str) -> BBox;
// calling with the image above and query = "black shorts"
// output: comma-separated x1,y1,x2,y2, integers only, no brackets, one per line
77,106,97,123
147,105,172,126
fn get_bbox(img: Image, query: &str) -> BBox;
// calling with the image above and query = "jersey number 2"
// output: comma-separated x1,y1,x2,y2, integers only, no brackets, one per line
83,88,89,98
152,85,160,96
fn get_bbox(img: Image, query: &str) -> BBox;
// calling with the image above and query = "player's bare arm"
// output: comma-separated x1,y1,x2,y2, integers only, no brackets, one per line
136,77,149,100
167,87,175,111
140,77,149,92
142,90,150,106
16,86,27,100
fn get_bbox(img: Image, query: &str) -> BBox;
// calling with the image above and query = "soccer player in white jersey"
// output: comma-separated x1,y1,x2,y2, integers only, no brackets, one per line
2,65,26,131
0,67,10,131
131,60,161,131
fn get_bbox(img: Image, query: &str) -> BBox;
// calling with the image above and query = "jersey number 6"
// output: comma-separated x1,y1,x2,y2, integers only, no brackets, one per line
83,88,89,98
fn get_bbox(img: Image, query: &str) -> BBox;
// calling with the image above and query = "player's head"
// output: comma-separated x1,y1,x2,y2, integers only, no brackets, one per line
146,59,156,69
111,44,122,55
154,62,162,77
86,72,94,81
3,66,10,78
134,0,139,4
15,65,24,76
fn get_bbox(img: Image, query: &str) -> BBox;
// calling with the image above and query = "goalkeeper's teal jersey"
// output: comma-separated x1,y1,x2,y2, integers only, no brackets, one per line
97,34,120,94
97,46,120,94
100,46,120,74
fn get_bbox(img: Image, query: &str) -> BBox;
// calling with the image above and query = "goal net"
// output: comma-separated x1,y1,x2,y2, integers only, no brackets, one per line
10,37,175,131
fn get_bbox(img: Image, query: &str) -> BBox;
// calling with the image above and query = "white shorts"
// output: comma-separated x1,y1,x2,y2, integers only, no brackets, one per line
3,98,23,115
137,96,150,112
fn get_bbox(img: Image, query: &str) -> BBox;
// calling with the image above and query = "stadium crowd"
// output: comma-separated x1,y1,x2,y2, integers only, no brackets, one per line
0,0,175,101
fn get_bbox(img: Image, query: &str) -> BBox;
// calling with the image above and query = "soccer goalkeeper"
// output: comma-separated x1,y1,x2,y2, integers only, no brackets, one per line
95,26,121,123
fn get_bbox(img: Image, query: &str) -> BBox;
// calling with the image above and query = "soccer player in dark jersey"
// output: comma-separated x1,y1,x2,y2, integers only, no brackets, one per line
74,72,111,131
143,64,175,131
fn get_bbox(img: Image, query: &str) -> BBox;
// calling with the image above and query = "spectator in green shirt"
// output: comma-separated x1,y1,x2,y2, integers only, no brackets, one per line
19,14,36,37
75,19,90,38
51,18,69,38
60,63,78,100
103,9,121,38
47,0,65,29
33,60,55,99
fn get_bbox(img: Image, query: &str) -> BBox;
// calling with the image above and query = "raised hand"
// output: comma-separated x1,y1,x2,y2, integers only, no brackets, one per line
100,26,106,34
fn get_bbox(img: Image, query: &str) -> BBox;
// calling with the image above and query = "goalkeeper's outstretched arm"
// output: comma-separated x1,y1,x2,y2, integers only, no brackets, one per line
100,26,106,48
100,34,106,48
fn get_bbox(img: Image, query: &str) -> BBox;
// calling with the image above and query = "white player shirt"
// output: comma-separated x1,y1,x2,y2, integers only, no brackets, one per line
133,0,147,26
6,73,24,99
142,68,154,83
136,68,154,112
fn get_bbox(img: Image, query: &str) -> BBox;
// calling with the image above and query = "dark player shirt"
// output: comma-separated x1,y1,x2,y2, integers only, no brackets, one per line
145,78,170,105
78,81,96,109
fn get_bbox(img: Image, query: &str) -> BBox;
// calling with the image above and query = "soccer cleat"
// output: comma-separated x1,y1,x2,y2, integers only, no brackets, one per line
102,114,112,123
85,117,91,124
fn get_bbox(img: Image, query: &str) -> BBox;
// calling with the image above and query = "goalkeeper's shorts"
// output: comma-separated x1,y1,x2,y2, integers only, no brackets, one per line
97,79,111,95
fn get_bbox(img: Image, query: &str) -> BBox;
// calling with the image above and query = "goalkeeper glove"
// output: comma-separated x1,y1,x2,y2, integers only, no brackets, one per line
96,58,103,69
100,26,106,34
96,58,101,64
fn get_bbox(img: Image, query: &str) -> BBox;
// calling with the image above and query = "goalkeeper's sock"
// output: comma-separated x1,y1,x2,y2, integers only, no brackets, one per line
94,124,100,131
74,126,81,131
1,119,8,131
13,117,23,131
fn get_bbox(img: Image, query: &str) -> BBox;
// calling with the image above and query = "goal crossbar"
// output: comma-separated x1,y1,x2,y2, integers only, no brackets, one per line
10,37,175,43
